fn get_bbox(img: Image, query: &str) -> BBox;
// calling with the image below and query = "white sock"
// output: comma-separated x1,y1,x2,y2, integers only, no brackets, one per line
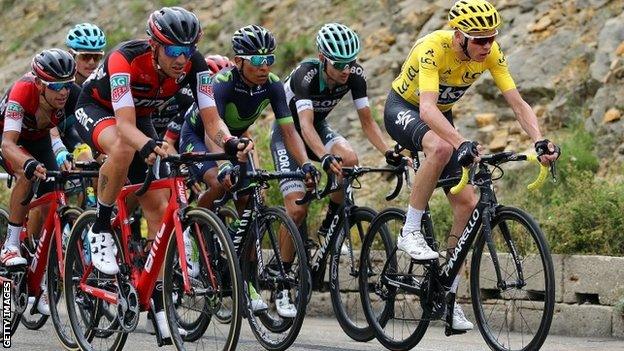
450,276,460,293
4,223,22,249
401,205,425,237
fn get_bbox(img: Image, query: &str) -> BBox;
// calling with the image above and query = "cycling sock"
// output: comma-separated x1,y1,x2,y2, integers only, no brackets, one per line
152,280,164,312
450,276,460,293
401,205,425,237
320,200,341,233
4,222,22,249
93,200,114,233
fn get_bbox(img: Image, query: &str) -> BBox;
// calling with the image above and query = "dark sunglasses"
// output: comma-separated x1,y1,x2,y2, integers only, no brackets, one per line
77,53,104,62
326,57,356,71
163,45,196,58
238,54,275,67
42,80,74,92
462,30,498,46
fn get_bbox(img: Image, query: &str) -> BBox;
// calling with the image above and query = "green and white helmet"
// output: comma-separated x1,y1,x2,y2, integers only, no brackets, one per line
316,23,360,61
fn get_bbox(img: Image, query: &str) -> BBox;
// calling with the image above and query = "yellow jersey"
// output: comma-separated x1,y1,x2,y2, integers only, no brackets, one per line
391,30,516,112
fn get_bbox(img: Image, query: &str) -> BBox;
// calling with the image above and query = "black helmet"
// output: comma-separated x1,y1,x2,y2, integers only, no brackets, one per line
31,48,76,82
231,25,276,55
146,7,202,46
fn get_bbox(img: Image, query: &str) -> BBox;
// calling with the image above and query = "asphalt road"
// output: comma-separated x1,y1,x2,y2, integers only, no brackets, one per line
7,315,624,350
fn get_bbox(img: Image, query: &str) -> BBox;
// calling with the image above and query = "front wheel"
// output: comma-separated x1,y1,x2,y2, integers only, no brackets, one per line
163,207,242,350
329,206,376,342
471,206,555,351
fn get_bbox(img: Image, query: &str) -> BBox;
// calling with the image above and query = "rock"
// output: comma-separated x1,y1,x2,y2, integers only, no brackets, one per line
603,108,622,123
488,129,509,152
617,42,624,56
528,15,552,32
475,113,497,127
477,125,496,144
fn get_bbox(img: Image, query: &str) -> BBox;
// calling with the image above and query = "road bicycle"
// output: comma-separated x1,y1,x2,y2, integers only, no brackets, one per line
0,167,98,349
359,150,555,351
64,152,242,351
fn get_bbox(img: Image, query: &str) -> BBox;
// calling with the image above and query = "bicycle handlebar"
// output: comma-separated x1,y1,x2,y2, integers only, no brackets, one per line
20,169,101,206
449,152,552,195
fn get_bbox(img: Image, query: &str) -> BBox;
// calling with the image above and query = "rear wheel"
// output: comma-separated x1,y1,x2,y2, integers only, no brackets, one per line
359,208,431,350
48,207,82,349
64,210,128,351
329,206,376,342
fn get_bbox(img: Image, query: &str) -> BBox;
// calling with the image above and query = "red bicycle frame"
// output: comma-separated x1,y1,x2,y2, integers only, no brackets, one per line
78,174,216,311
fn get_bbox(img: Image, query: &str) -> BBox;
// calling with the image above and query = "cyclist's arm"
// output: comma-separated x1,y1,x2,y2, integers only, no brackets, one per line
299,108,326,159
279,122,310,165
502,89,542,142
200,106,232,149
1,131,31,172
270,79,310,166
419,92,465,149
357,106,389,155
116,107,151,150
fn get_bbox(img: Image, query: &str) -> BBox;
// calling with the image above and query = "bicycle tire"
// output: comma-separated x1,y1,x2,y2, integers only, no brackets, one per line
471,206,555,351
0,205,27,336
164,207,242,351
329,206,377,342
48,206,82,349
64,210,128,351
359,207,431,350
214,206,239,324
242,206,309,351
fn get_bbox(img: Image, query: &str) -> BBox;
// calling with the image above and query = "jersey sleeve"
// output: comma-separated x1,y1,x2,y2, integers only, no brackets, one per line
349,64,369,110
107,51,134,111
211,73,232,121
486,42,516,93
416,40,442,93
268,79,294,125
188,51,216,110
289,65,315,113
3,82,31,133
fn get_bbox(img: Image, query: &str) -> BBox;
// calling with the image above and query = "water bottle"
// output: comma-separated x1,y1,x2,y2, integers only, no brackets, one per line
62,223,71,250
85,186,96,208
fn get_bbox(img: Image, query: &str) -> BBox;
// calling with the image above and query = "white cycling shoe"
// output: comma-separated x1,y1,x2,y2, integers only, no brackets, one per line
87,227,119,275
397,230,439,260
146,310,188,338
275,290,297,318
450,304,474,331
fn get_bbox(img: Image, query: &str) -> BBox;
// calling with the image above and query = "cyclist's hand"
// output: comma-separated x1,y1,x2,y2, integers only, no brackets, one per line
534,139,561,165
384,149,406,167
56,150,73,172
224,137,254,162
321,154,342,176
456,140,481,167
24,159,46,180
301,161,319,191
217,162,236,189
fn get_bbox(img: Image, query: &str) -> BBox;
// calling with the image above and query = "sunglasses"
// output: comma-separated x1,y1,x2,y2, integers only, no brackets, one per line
461,30,498,46
326,57,356,71
41,80,74,92
77,53,104,62
238,54,275,67
163,45,196,58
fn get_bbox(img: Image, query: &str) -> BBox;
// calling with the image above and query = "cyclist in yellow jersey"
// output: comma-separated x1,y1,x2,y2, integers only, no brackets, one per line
383,0,560,331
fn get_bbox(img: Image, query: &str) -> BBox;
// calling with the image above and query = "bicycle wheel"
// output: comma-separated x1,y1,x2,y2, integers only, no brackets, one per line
164,207,242,350
0,205,27,335
359,208,431,350
48,206,82,349
241,206,309,351
471,206,555,351
214,206,238,323
64,210,128,351
329,206,376,342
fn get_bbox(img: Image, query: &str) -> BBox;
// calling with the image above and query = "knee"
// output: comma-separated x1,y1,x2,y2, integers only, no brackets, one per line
454,192,478,214
428,139,453,166
106,139,134,163
285,200,307,225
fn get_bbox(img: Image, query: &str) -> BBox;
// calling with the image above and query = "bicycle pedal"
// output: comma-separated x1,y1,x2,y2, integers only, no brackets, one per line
444,325,467,336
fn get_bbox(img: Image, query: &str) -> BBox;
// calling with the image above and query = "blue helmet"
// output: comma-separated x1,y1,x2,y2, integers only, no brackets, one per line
65,23,106,53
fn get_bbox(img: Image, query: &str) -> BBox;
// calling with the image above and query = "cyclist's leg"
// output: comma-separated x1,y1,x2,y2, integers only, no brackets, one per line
179,122,222,210
384,91,451,259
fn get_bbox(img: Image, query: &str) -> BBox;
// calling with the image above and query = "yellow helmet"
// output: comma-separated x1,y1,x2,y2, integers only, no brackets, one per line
448,0,501,33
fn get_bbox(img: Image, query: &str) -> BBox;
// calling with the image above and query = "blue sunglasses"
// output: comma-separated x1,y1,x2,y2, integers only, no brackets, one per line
42,80,74,92
163,45,196,58
238,54,275,67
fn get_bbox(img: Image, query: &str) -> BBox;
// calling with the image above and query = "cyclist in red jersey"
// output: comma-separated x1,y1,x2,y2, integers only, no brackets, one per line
0,48,79,315
73,6,251,338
